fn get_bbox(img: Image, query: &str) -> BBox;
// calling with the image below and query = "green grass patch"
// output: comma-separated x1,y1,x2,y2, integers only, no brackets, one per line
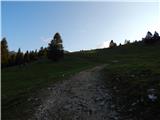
80,43,160,119
101,60,160,119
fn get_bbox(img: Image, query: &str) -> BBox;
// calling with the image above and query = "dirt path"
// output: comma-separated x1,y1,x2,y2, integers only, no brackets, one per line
30,65,118,120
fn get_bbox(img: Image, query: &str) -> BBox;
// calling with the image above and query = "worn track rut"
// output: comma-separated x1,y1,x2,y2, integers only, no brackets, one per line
30,65,118,120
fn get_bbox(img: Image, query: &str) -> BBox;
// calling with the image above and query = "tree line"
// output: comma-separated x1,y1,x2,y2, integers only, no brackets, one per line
1,32,64,68
109,31,160,48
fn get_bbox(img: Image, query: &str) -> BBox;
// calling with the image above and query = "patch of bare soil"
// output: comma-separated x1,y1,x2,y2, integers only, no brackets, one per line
29,65,119,120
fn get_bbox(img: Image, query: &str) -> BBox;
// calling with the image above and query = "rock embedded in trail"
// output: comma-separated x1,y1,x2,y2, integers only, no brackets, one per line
31,65,119,120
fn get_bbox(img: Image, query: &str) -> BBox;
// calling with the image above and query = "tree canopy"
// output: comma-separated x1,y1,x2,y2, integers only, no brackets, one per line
143,31,160,44
1,38,9,67
47,32,64,61
109,40,117,48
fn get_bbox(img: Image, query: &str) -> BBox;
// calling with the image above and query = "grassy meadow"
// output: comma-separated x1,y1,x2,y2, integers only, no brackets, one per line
88,43,160,119
2,42,160,119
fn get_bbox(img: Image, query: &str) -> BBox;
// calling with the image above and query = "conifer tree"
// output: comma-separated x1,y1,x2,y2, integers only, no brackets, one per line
48,32,64,61
24,51,30,63
38,47,44,57
1,38,9,67
153,31,160,43
15,48,23,65
109,40,117,48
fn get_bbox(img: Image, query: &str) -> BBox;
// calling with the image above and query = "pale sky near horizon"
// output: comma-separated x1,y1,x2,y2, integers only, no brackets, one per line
1,1,160,52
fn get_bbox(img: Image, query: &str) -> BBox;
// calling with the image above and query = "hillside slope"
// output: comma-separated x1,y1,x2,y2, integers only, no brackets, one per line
71,43,160,120
2,43,160,120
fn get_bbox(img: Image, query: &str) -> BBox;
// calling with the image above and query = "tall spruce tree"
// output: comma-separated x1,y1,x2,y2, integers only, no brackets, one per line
47,32,64,61
15,48,23,65
143,31,153,44
1,38,9,67
109,40,117,48
24,51,30,63
153,31,160,43
38,47,44,57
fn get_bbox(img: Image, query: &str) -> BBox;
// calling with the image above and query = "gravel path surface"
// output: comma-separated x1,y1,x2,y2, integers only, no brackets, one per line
30,65,119,120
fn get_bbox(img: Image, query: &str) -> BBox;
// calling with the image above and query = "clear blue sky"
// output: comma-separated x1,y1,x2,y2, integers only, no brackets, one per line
2,1,160,52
